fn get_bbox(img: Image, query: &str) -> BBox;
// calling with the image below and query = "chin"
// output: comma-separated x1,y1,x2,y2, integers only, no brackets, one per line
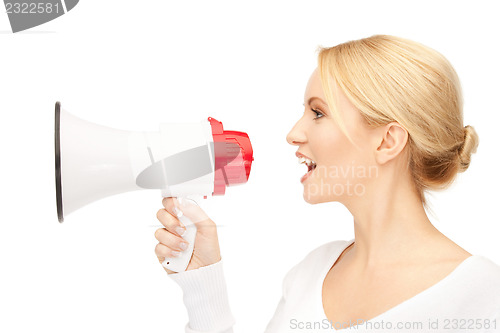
303,192,331,204
303,186,342,204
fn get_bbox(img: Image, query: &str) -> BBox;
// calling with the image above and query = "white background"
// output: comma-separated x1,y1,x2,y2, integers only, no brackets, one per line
1,1,499,332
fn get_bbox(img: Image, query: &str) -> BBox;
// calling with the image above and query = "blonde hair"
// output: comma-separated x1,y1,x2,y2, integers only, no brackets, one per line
317,35,479,208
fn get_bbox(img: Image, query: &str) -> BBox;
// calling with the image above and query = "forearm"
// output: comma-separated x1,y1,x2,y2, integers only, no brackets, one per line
169,260,235,333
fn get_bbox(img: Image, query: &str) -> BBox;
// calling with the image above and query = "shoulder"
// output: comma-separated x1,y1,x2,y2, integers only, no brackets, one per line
469,255,500,283
302,238,354,264
465,255,500,281
451,255,500,313
281,239,353,289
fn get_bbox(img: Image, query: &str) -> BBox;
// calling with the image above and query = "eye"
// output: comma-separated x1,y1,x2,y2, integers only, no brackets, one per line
311,108,324,120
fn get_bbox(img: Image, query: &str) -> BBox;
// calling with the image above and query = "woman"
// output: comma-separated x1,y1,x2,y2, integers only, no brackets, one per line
154,35,500,332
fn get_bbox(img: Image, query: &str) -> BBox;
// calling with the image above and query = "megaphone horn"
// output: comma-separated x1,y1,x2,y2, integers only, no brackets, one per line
54,101,254,223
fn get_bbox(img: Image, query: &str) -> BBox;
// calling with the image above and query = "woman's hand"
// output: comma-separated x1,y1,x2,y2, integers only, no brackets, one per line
154,197,222,275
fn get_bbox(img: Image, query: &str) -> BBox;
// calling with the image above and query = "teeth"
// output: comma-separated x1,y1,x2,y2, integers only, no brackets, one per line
298,156,316,167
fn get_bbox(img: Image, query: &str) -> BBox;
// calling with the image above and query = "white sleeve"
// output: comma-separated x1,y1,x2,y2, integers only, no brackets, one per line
169,260,235,333
169,258,301,333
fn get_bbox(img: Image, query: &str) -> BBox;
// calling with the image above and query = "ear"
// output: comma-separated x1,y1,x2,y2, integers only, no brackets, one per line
375,122,408,165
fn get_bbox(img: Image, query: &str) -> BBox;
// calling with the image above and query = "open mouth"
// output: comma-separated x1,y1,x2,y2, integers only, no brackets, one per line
299,156,317,173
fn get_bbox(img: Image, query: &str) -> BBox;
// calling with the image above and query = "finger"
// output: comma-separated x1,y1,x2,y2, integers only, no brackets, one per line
154,228,189,253
162,197,180,217
162,197,213,232
155,242,181,260
156,208,186,237
176,198,211,224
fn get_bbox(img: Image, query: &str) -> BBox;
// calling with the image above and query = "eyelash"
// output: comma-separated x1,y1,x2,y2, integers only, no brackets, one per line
311,108,324,120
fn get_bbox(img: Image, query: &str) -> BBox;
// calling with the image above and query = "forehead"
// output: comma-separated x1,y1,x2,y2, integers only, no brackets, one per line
304,68,325,101
303,68,364,126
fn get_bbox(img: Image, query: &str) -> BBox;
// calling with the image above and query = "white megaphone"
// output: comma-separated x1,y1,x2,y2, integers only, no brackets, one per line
54,102,253,272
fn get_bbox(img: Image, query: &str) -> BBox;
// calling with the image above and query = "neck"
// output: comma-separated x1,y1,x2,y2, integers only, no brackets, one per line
343,171,444,271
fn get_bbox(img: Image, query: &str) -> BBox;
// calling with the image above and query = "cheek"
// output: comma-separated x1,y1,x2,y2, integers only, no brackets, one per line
310,130,374,187
311,129,351,166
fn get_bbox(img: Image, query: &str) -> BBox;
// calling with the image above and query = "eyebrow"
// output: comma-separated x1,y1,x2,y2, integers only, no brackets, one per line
305,97,328,107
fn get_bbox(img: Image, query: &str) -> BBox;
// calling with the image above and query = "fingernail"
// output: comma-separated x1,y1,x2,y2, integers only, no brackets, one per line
175,226,186,237
172,206,183,218
179,242,188,251
171,250,181,257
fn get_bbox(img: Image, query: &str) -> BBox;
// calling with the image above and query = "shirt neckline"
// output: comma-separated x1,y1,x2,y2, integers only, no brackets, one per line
319,238,479,330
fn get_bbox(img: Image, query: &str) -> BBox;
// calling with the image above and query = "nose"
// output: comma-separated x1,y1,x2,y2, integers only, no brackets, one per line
286,118,307,146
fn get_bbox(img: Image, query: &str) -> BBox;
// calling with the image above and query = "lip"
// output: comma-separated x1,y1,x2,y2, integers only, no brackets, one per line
300,170,313,183
296,151,316,183
295,151,313,160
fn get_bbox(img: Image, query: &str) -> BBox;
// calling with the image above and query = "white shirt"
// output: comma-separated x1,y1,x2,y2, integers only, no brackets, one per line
169,239,500,332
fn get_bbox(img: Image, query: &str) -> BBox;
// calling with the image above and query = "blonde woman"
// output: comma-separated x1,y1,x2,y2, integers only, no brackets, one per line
154,35,500,332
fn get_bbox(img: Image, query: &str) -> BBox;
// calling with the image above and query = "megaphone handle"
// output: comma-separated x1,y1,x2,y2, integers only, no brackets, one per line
162,213,197,272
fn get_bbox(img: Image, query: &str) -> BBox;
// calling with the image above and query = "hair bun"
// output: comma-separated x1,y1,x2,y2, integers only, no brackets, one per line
457,125,479,172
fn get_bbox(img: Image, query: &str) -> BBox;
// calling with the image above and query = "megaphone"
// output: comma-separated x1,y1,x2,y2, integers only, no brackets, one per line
54,102,254,272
